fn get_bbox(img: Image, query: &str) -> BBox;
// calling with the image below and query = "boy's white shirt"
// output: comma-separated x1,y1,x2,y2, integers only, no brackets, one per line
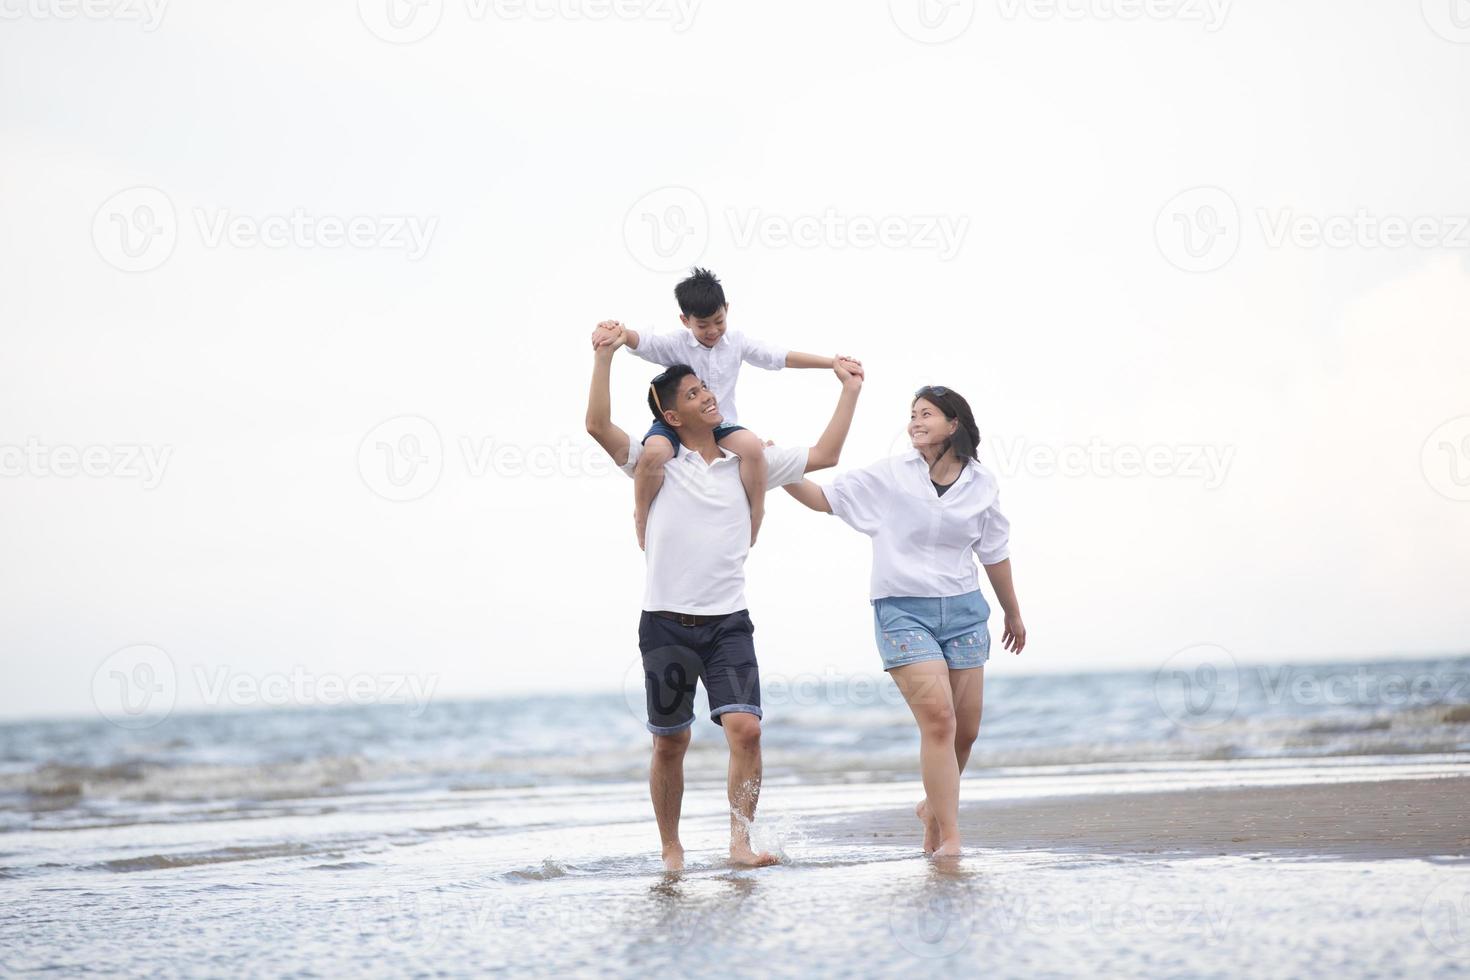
628,329,788,426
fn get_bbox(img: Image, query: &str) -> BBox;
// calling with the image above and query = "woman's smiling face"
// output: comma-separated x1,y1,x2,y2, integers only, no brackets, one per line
908,396,957,450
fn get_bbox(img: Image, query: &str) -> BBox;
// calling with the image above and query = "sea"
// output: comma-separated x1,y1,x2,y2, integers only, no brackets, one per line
3,655,1469,977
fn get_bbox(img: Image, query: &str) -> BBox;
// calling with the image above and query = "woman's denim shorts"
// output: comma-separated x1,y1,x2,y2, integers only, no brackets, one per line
872,590,991,671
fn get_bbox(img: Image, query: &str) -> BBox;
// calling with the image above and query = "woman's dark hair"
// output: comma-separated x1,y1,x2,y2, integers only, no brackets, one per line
648,364,696,421
674,267,726,318
913,385,982,466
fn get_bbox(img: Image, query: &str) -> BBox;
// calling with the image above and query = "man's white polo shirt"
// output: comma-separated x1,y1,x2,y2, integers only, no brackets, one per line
621,439,809,615
825,451,1010,601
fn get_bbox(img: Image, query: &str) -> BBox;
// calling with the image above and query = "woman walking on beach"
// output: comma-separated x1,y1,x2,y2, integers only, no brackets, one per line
783,385,1025,858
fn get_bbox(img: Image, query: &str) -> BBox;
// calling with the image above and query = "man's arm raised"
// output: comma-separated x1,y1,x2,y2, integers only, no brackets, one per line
585,325,632,467
805,357,863,473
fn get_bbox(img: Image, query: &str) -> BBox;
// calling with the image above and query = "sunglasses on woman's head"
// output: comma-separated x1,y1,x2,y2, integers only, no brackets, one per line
915,385,949,398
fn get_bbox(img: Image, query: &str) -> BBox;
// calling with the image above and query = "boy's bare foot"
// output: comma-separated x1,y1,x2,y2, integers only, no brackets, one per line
931,838,963,860
729,844,779,868
635,511,648,551
662,843,685,872
915,799,941,855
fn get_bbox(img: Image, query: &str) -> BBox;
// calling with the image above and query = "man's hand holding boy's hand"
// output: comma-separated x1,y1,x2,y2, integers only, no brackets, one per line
835,355,864,380
833,355,863,389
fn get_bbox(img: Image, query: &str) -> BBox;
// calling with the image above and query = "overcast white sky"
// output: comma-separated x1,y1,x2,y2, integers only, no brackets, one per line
2,0,1468,722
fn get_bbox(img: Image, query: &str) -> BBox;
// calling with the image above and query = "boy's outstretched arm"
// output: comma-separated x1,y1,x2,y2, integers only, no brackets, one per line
805,358,864,473
785,351,865,377
585,330,631,467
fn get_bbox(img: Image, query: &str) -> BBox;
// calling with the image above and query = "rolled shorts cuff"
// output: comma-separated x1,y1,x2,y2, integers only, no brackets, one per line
646,717,696,736
709,703,762,725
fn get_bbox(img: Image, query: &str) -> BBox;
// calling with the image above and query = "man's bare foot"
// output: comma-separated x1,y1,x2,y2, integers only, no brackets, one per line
729,844,779,868
915,799,941,855
932,838,962,859
662,843,684,872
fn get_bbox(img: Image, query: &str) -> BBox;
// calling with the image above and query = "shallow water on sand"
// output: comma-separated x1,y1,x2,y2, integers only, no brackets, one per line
5,765,1470,977
5,657,1470,975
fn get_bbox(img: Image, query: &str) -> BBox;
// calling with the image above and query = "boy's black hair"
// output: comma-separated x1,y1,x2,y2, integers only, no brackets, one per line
913,386,983,466
648,364,697,422
674,267,727,319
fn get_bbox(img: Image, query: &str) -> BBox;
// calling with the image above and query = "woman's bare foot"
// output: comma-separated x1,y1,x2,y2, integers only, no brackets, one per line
729,844,779,868
931,837,962,859
662,843,684,872
915,799,941,855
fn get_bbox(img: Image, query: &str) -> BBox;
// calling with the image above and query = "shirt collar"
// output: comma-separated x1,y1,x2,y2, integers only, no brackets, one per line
676,441,738,464
683,331,724,351
904,449,977,490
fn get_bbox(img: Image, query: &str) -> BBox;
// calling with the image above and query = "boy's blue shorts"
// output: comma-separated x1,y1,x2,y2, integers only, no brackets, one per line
642,420,746,450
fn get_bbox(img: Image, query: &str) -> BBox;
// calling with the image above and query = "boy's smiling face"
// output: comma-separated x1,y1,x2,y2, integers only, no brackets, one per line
680,305,729,348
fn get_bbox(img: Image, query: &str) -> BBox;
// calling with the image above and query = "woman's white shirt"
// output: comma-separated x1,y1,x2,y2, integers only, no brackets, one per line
826,450,1010,601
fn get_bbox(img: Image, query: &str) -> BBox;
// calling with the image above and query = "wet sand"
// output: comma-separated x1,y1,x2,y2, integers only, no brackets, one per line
831,776,1470,860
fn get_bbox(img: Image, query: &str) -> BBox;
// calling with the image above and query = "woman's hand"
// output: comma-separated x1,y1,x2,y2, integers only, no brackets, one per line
1001,612,1026,654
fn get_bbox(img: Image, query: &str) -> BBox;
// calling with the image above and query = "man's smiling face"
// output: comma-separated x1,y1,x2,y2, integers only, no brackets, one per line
666,374,723,433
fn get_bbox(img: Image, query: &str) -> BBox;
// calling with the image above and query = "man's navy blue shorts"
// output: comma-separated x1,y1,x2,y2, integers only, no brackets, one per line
642,420,746,450
637,610,761,735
